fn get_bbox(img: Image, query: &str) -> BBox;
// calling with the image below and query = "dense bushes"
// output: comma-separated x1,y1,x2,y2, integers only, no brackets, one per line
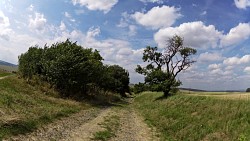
18,39,130,98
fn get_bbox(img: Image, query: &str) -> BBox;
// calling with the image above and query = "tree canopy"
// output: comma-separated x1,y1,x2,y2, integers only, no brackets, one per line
18,39,130,98
136,35,197,97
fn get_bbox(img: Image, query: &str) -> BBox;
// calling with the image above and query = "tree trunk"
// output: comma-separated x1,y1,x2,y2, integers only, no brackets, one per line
163,89,171,97
120,92,128,98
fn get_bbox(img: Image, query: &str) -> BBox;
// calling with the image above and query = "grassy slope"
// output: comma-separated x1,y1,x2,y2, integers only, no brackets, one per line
0,70,12,77
133,92,250,141
0,76,88,139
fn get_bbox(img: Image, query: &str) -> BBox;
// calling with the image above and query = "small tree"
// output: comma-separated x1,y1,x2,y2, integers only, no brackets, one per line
136,35,197,97
246,88,250,92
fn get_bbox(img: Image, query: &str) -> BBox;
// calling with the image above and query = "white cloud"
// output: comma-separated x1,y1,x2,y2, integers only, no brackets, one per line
117,12,130,28
0,11,12,41
244,66,250,73
139,0,163,4
72,0,118,13
28,4,34,11
60,21,66,31
200,11,207,16
29,12,47,31
0,11,10,27
132,5,181,29
198,52,224,62
234,0,250,9
220,23,250,47
223,55,250,65
154,21,222,48
208,64,221,70
128,25,137,36
64,12,71,18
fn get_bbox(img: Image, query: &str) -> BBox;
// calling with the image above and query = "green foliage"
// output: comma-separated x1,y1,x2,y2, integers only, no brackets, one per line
101,65,130,97
18,39,130,98
133,83,148,94
18,46,43,79
136,35,196,97
246,88,250,92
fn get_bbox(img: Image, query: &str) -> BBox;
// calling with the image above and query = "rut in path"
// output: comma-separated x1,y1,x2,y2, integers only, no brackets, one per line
5,103,159,141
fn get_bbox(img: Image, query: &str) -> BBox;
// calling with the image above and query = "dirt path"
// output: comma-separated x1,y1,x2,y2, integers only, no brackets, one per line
110,107,159,141
5,100,158,141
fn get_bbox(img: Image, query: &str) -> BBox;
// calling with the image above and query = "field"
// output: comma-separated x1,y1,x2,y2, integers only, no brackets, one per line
0,76,89,140
0,65,18,72
133,91,250,141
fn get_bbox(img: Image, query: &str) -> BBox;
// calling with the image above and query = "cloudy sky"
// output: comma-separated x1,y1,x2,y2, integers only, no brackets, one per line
0,0,250,91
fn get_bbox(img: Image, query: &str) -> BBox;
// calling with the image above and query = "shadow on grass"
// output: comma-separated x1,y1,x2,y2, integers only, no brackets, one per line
154,94,173,101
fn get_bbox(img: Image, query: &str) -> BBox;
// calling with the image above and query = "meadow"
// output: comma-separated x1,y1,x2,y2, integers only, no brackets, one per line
133,91,250,141
0,76,89,140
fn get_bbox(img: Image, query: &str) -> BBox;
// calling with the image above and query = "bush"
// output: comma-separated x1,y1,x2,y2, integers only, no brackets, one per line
18,39,130,98
246,88,250,92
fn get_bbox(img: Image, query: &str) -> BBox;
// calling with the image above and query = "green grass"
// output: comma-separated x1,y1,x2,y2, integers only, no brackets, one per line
0,76,88,140
93,115,120,141
0,70,12,77
133,92,250,141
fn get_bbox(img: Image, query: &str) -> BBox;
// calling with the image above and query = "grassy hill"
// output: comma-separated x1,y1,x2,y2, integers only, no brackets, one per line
0,75,89,140
133,92,250,141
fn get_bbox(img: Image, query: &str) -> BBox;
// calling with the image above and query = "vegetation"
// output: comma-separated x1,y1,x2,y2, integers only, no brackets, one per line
0,76,87,140
136,35,196,97
93,115,120,141
0,70,12,77
18,39,130,98
133,92,250,141
246,88,250,92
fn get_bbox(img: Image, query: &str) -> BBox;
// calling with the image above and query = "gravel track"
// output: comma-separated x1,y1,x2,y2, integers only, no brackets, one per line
5,99,159,141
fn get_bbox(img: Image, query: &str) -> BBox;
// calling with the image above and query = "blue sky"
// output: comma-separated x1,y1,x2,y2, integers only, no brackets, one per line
0,0,250,90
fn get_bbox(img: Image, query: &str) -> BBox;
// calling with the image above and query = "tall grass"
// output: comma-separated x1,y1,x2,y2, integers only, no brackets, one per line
0,76,88,139
133,92,250,141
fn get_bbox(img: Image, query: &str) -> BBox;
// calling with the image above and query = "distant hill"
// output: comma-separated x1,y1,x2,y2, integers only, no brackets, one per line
0,60,18,72
0,60,17,67
179,88,206,92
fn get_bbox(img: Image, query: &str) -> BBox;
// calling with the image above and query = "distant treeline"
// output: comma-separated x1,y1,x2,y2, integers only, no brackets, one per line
18,39,130,98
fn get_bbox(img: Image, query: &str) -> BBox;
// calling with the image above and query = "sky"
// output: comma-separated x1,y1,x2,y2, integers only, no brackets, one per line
0,0,250,91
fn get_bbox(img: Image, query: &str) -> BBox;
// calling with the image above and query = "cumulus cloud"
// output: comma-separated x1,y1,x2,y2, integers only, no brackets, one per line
154,21,222,48
71,0,118,13
131,5,181,29
223,55,250,65
208,64,221,70
234,0,250,9
29,12,47,31
0,11,12,41
198,52,224,62
220,23,250,47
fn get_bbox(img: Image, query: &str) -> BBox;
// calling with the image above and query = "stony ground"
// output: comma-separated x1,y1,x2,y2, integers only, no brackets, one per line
4,98,159,141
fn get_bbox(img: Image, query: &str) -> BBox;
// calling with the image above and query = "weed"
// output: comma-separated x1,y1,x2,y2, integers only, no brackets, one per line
93,115,120,141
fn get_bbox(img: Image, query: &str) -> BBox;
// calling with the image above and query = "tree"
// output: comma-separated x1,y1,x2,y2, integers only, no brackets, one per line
136,35,197,97
100,65,130,97
246,88,250,92
18,46,43,79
